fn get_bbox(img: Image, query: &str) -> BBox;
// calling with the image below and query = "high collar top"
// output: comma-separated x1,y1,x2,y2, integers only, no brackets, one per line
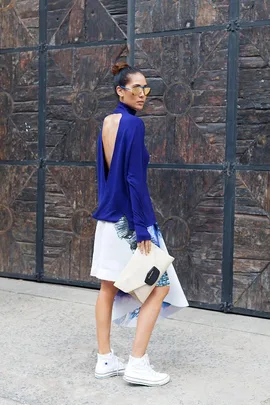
92,101,156,242
113,101,137,116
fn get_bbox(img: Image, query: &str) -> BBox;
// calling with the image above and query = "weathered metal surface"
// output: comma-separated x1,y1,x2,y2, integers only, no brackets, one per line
46,45,127,160
237,27,270,165
0,52,39,160
0,0,39,48
135,0,229,33
0,0,269,315
0,166,37,275
240,0,270,21
135,32,228,163
99,0,127,33
44,166,97,282
48,0,127,45
234,25,270,312
148,169,224,304
233,172,270,312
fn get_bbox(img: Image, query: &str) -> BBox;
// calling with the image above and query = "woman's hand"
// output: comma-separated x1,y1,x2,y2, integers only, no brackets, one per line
137,240,151,255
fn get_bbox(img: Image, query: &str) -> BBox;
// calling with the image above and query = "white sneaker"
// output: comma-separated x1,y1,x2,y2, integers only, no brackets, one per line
95,349,126,379
123,354,170,386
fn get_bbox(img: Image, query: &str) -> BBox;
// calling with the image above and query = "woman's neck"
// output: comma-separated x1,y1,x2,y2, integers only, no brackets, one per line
114,101,137,116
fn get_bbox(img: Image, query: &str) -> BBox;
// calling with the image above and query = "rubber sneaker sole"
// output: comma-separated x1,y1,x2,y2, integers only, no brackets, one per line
95,369,125,379
123,374,170,386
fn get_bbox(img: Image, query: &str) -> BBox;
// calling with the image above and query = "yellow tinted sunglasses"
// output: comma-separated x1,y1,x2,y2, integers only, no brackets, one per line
120,85,151,96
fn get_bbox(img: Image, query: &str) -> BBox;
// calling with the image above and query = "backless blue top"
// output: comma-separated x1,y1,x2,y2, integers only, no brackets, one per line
92,101,156,242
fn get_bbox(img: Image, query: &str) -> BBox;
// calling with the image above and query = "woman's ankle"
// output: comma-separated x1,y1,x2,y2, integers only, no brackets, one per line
131,351,146,358
98,347,111,355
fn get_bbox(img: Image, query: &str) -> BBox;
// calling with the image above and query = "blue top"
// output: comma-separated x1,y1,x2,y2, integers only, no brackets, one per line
92,101,156,242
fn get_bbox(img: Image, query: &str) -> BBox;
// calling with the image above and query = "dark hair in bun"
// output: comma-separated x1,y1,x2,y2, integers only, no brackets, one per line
111,61,130,76
111,61,143,94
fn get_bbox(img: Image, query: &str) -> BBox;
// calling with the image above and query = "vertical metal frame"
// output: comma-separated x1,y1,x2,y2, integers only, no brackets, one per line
36,0,48,281
220,0,240,312
127,0,135,65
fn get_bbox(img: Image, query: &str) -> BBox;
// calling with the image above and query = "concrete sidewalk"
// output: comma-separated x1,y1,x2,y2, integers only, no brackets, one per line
0,278,269,405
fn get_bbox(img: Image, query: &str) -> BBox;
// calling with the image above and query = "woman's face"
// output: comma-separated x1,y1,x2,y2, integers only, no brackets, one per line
116,72,148,111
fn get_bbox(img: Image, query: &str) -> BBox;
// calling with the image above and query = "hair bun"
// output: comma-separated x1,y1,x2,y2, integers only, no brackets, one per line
111,61,130,76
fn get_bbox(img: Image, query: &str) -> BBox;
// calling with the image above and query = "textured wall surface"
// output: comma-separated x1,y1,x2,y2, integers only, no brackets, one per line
0,0,269,316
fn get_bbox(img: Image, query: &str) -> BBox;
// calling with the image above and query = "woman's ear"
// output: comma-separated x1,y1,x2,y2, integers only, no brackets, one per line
116,85,124,99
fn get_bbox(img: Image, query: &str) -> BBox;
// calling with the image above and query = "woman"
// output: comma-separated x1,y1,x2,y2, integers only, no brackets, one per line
91,61,188,386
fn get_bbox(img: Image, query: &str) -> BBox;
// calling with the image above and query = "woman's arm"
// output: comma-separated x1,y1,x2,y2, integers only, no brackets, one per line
127,119,151,245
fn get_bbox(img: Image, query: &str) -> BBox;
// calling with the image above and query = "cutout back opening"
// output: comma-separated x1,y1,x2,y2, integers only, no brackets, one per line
102,113,122,180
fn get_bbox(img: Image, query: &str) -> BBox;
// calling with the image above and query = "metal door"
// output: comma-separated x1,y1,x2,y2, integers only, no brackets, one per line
0,0,269,318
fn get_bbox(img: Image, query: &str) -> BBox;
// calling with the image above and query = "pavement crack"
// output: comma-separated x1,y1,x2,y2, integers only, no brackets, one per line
0,288,96,307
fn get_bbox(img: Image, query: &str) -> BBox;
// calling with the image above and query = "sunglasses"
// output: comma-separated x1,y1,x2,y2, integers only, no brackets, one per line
120,85,151,96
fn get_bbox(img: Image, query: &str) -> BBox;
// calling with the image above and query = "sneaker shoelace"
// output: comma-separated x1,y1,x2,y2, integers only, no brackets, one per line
144,357,163,376
150,365,161,376
114,355,125,376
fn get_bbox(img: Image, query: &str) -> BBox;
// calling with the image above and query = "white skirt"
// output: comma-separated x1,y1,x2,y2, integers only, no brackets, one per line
91,218,189,327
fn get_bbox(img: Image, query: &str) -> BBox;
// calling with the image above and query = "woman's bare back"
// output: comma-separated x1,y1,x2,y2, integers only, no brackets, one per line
102,113,122,170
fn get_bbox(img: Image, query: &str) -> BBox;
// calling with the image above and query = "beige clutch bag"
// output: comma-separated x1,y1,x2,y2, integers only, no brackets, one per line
114,242,174,304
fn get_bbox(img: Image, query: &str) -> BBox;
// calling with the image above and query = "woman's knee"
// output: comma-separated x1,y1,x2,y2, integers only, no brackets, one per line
100,280,118,298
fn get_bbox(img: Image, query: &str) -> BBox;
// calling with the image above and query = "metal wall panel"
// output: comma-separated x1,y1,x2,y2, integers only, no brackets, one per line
135,32,228,164
0,165,37,276
46,45,126,161
240,1,270,22
47,0,127,45
0,51,39,159
233,171,270,312
0,0,39,49
233,26,270,313
148,169,224,304
135,0,229,33
44,166,97,283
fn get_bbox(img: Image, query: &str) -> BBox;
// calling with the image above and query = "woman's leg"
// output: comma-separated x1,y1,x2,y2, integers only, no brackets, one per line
95,280,118,354
132,285,170,357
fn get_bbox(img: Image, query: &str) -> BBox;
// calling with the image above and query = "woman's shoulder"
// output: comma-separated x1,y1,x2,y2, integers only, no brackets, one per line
121,114,145,129
102,112,143,125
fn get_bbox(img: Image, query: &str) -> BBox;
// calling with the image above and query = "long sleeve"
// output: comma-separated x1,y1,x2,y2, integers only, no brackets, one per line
96,131,105,203
93,101,156,232
127,119,151,243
